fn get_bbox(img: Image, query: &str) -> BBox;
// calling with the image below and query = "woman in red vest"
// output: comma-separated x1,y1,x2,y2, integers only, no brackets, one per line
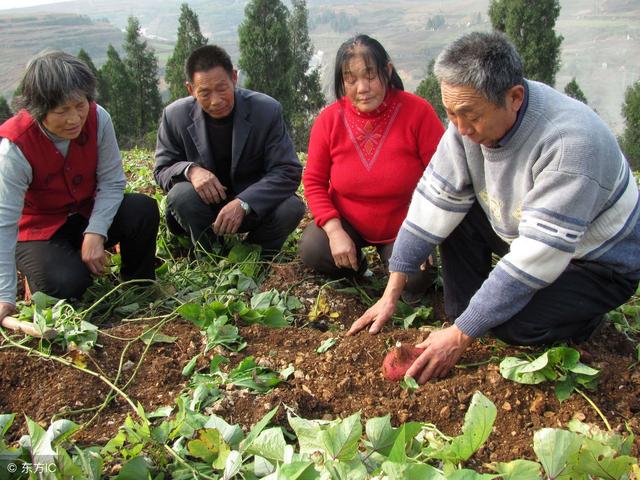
300,35,445,303
0,51,159,324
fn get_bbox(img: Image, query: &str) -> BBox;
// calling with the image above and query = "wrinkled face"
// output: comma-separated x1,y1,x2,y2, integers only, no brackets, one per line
342,54,391,113
441,82,524,147
188,66,237,119
42,95,90,140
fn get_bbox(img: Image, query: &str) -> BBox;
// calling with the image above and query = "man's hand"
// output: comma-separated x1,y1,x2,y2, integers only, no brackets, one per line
347,272,407,335
406,325,474,384
81,233,107,276
213,199,245,235
187,165,227,204
0,302,16,323
323,219,358,270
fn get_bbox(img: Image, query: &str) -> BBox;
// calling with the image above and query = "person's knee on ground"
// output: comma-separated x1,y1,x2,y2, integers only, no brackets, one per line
299,221,366,276
25,261,92,300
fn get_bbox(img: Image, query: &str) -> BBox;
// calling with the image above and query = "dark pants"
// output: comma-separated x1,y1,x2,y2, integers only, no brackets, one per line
440,202,638,345
166,181,305,254
16,193,159,300
299,219,434,293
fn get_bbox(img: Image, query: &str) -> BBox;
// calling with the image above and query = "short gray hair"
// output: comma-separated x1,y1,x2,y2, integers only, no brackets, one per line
13,50,96,121
434,31,523,107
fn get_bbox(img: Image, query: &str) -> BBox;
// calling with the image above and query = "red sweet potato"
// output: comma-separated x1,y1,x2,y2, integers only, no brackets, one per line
382,344,425,381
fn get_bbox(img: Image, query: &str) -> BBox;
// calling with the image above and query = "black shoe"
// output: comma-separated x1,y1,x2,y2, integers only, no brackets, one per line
574,314,607,343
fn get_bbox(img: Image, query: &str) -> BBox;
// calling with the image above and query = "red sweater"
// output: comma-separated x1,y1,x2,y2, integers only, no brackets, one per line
304,89,444,243
0,103,98,241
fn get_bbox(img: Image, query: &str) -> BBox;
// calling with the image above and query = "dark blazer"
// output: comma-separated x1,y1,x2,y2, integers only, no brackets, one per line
154,88,301,219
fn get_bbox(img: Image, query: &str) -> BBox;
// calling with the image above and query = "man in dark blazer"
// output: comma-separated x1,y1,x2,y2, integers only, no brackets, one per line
154,45,304,254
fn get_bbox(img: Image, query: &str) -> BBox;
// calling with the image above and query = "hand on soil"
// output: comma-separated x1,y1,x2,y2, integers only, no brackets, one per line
347,297,396,335
81,233,107,276
406,325,474,383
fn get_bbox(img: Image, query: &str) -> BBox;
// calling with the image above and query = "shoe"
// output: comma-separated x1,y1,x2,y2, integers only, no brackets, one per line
574,314,607,344
400,289,423,306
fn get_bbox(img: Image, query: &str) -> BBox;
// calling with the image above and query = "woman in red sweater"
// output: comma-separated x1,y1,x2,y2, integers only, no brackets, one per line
300,35,445,299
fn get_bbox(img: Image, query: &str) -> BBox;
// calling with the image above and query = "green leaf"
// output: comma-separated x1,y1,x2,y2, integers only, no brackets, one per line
436,391,497,463
187,428,230,468
575,438,637,480
447,470,499,479
222,450,243,479
26,416,56,463
555,377,576,402
400,375,419,391
259,306,289,328
115,456,150,479
280,364,295,380
182,354,200,377
277,461,318,479
204,415,245,448
251,290,278,310
492,459,542,480
324,458,368,479
177,303,203,325
365,415,397,455
0,414,15,437
140,330,177,345
320,411,362,461
499,357,547,384
241,406,280,453
31,291,60,309
568,362,599,376
147,406,173,419
533,428,583,479
288,415,326,456
47,419,80,444
316,338,337,353
245,427,286,463
382,461,444,479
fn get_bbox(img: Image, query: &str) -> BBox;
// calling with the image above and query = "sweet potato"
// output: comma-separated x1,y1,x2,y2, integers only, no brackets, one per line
382,344,425,381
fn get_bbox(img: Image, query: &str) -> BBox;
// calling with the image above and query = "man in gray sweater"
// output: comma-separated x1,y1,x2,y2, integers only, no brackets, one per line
349,32,640,383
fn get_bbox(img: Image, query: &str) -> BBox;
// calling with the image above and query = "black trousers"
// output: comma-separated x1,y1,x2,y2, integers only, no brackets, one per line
16,193,159,300
440,202,638,345
298,218,435,294
165,181,305,254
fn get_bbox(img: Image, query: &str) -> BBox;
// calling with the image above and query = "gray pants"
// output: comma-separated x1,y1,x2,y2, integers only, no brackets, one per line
166,181,304,254
299,218,434,294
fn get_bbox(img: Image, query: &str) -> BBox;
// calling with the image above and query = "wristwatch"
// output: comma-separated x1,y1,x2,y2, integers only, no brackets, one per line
239,199,250,215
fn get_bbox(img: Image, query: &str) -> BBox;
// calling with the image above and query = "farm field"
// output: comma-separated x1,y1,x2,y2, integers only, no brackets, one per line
0,149,638,479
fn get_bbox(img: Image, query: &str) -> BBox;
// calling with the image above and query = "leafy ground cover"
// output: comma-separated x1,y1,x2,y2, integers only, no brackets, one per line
0,149,638,479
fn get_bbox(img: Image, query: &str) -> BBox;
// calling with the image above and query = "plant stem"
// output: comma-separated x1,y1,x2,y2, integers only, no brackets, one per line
575,387,612,431
0,329,139,415
164,445,218,480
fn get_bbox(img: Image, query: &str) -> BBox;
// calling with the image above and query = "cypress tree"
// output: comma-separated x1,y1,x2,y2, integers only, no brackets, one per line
123,16,163,140
415,60,447,125
288,0,325,150
489,0,563,86
77,48,108,104
238,0,294,120
564,78,588,104
0,96,12,124
620,79,640,169
166,3,208,102
99,45,136,145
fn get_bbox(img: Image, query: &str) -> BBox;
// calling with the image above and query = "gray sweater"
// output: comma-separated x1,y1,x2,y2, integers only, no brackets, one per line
0,106,125,305
390,80,640,338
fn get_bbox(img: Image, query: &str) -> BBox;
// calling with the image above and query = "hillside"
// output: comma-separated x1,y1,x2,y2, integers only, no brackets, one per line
1,0,639,132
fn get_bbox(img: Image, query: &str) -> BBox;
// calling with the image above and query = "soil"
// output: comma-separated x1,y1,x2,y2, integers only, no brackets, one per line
1,259,639,467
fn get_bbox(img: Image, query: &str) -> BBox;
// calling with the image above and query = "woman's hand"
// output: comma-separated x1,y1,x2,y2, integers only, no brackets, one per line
81,233,107,276
347,272,407,335
323,218,358,270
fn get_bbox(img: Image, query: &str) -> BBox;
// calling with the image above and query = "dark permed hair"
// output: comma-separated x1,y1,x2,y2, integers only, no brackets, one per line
13,50,96,122
333,34,404,100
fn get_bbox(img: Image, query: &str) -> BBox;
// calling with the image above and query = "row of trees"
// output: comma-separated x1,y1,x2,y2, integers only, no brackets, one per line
89,0,323,149
0,0,637,166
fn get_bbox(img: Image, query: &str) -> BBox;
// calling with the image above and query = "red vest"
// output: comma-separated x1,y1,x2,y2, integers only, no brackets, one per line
0,102,98,241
